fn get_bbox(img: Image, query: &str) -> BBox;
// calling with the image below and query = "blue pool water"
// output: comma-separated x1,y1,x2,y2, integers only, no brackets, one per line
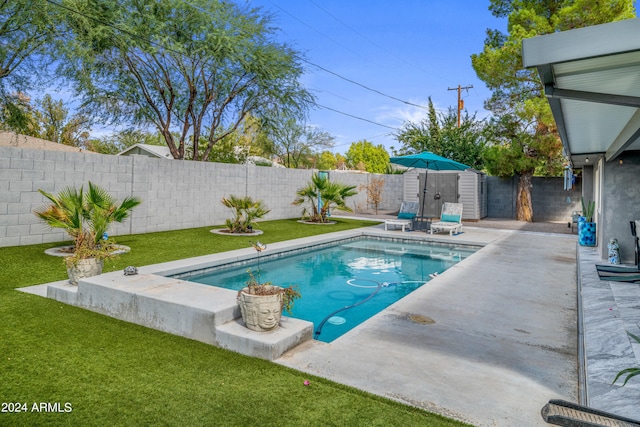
181,238,477,342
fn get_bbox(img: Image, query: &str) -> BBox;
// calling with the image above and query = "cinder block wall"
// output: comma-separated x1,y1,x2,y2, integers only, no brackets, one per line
0,147,403,247
486,176,516,218
532,177,582,222
1,145,581,248
487,175,582,221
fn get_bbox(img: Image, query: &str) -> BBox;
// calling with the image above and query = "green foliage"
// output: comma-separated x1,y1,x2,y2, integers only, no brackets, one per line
0,0,56,101
581,198,595,223
57,0,313,160
345,140,390,173
471,0,633,219
33,181,142,257
263,116,335,168
613,331,640,386
243,270,301,315
221,195,270,233
293,173,357,223
394,99,487,171
314,150,341,170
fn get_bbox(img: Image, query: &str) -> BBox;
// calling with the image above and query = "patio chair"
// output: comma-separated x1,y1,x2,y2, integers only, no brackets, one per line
384,201,419,232
430,202,463,236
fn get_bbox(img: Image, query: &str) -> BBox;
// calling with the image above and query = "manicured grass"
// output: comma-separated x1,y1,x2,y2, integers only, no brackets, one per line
0,219,469,426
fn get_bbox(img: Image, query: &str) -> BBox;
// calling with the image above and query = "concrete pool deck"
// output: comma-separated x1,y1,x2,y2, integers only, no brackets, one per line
20,220,640,426
277,224,579,426
284,218,640,426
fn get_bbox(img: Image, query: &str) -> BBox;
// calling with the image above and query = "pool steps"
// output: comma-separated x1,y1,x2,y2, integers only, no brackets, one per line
46,271,314,361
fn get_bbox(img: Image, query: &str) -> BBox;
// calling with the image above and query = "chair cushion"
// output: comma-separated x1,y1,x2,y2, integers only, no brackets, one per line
441,213,460,223
398,212,416,219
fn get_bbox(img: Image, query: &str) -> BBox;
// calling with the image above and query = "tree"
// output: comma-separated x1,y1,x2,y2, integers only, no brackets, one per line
0,0,56,128
202,114,271,163
314,150,338,170
58,0,313,160
359,176,385,214
394,98,487,171
292,173,357,223
345,140,389,173
35,95,91,147
265,118,334,168
0,93,91,148
471,0,634,221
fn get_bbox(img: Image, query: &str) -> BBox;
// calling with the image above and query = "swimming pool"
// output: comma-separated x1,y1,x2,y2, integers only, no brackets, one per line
177,237,477,342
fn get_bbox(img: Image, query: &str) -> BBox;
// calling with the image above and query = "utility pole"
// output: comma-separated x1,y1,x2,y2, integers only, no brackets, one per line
448,84,473,127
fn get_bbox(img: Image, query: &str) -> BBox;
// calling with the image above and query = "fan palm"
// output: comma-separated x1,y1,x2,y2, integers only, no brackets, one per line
34,181,142,251
221,195,270,233
293,173,357,223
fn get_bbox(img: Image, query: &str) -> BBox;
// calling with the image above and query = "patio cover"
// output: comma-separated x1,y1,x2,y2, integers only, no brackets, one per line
522,18,640,167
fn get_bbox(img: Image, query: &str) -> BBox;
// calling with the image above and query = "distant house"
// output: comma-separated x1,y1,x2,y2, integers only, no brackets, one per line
116,143,173,159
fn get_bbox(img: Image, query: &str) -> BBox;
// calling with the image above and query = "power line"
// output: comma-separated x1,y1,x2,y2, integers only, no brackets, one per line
305,60,429,110
267,1,365,60
43,0,419,133
183,0,431,111
306,0,453,85
316,104,399,130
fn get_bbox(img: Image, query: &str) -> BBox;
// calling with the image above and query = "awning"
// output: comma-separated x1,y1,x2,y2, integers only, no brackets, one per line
522,18,640,167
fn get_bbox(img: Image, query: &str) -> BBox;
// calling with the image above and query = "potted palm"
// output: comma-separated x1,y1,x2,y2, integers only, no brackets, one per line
293,173,357,223
34,181,141,285
236,242,301,332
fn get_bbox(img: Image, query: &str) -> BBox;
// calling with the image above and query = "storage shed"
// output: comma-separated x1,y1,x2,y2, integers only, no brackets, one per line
402,169,487,220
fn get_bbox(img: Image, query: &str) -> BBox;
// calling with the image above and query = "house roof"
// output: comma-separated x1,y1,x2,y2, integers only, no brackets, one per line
116,143,173,159
0,131,93,153
522,18,640,167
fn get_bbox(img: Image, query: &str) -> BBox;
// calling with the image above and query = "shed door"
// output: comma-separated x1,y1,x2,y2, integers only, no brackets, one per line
418,172,459,217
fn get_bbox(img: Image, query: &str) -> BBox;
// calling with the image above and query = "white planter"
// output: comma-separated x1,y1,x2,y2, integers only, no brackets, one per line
237,286,283,332
66,258,104,285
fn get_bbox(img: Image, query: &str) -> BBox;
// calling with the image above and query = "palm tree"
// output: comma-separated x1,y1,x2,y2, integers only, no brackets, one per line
221,195,270,233
34,181,142,251
293,173,357,223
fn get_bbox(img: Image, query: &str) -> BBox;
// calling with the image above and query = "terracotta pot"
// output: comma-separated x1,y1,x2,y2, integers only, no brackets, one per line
66,258,104,285
237,286,283,332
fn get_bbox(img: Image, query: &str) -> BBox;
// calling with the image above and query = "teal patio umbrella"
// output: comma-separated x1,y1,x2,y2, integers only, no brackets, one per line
389,151,470,216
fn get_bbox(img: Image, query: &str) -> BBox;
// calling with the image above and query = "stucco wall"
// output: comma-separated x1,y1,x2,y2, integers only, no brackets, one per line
601,151,640,264
0,147,403,247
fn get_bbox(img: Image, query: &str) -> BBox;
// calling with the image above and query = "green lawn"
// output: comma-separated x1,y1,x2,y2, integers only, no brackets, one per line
0,219,469,426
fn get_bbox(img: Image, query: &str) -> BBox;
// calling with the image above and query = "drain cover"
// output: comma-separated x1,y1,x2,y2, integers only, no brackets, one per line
328,316,346,325
409,314,435,324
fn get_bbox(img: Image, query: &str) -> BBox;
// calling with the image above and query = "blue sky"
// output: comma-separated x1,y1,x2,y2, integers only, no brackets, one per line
247,0,508,154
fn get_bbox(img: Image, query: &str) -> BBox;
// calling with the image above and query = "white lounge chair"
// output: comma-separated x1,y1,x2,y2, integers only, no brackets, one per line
384,201,419,232
430,202,463,236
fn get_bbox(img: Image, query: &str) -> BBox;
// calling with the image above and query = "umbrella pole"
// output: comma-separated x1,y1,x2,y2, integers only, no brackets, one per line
420,170,428,217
